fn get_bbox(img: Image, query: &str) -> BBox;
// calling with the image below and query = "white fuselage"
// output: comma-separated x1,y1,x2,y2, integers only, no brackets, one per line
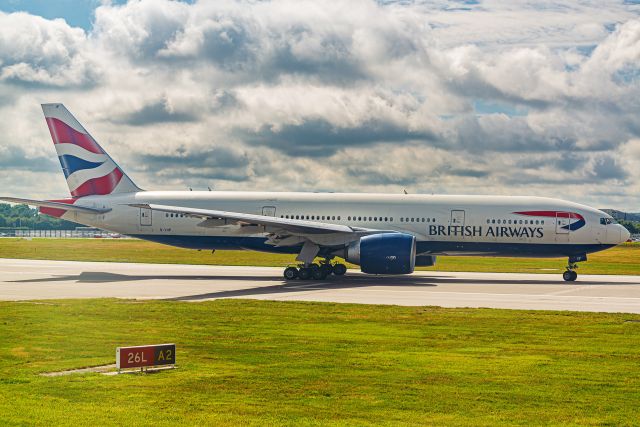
66,191,628,259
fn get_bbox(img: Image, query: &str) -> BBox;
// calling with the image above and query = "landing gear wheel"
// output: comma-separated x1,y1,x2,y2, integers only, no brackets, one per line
311,267,329,280
563,258,579,282
298,268,311,280
333,263,347,276
283,267,298,280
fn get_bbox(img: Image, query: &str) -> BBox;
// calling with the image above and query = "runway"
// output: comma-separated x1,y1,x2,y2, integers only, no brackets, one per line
1,258,640,313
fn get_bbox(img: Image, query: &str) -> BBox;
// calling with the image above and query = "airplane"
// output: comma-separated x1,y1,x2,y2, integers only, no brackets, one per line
0,104,631,282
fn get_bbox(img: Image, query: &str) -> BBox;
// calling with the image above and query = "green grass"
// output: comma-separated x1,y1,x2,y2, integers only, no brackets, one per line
1,238,640,275
0,299,638,425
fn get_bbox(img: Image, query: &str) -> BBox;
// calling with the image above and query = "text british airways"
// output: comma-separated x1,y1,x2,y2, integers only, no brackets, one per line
428,225,544,238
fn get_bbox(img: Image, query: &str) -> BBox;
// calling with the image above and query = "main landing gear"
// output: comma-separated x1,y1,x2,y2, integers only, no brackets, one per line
283,261,347,281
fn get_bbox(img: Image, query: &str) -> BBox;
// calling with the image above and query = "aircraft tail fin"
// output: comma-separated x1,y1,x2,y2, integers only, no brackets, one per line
42,103,141,198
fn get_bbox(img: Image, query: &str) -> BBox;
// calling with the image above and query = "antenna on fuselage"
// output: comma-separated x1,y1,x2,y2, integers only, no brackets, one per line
403,189,408,194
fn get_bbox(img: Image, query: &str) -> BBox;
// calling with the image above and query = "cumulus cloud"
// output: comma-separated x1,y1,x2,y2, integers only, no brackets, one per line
0,0,640,209
0,12,97,87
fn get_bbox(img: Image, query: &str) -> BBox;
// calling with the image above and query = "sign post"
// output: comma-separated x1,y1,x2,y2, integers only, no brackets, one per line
116,344,176,373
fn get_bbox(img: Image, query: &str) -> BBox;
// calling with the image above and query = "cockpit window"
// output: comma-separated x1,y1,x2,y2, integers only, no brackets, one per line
600,217,617,225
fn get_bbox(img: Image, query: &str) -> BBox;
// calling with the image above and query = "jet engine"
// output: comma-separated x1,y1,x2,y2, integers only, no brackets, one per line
345,233,416,274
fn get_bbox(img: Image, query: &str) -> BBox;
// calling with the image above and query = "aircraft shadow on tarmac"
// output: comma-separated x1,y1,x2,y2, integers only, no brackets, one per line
169,275,640,301
10,271,637,302
8,272,279,284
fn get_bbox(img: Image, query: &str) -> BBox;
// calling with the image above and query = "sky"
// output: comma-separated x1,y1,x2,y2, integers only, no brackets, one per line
0,0,639,210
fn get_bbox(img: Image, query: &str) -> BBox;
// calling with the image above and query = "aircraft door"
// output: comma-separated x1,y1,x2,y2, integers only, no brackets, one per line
555,211,571,243
450,210,465,242
262,206,277,217
140,208,152,226
450,210,465,227
556,212,570,234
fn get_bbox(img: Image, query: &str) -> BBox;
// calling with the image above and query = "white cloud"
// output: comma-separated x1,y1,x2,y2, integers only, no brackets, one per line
0,0,639,210
0,11,97,86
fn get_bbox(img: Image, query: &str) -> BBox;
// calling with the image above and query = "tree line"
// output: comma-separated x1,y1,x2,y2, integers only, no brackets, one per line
619,220,640,235
0,203,80,230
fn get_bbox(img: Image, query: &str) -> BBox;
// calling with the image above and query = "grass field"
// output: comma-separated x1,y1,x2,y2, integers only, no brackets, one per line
1,238,640,275
0,299,638,425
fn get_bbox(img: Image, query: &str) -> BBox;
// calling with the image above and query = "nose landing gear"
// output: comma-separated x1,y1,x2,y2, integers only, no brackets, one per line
562,268,578,282
563,254,587,282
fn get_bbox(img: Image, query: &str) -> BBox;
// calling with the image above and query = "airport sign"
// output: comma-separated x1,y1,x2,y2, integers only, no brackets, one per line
116,343,175,371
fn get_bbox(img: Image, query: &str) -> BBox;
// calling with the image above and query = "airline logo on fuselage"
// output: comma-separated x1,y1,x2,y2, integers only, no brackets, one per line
514,211,585,231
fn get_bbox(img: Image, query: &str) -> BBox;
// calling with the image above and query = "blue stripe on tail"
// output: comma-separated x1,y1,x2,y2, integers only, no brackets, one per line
58,155,104,178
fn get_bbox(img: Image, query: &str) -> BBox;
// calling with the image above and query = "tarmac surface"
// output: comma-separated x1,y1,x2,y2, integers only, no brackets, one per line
1,258,640,313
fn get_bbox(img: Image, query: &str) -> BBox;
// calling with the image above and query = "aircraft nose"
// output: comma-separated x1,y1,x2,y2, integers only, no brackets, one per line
620,225,631,243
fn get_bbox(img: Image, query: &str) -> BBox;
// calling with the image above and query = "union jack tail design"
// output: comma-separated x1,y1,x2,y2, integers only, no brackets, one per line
42,103,141,198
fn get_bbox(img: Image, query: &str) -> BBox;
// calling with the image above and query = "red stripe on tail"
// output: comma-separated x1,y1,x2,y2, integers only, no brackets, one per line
71,168,123,197
46,117,104,154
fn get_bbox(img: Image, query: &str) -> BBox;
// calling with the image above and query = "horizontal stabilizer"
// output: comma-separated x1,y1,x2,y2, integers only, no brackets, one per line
0,197,111,214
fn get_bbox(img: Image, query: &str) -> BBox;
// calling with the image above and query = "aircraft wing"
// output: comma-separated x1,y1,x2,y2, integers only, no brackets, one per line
131,203,359,235
0,197,111,214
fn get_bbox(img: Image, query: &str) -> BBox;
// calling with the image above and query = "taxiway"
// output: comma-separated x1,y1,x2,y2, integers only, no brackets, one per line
1,258,639,313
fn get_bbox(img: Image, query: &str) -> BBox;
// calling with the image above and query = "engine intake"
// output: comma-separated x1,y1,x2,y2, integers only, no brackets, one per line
346,233,416,274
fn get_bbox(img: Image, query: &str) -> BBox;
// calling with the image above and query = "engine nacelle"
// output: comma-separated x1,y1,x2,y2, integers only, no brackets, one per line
346,233,416,274
415,255,437,267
